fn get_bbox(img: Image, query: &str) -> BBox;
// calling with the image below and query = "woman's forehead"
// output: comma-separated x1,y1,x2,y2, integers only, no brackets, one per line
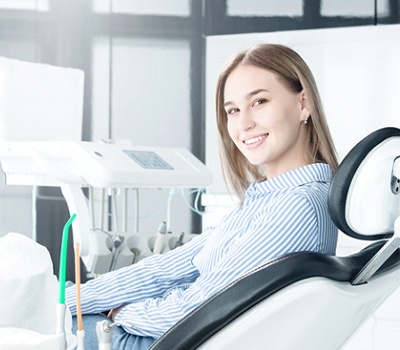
224,65,286,101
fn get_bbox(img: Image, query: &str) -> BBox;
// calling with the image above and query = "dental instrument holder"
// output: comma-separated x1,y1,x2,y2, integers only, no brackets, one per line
153,221,167,255
96,320,114,350
55,304,66,350
76,330,85,350
0,141,212,275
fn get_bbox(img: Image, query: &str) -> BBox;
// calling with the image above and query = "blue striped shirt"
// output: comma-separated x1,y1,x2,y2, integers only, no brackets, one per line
65,163,337,339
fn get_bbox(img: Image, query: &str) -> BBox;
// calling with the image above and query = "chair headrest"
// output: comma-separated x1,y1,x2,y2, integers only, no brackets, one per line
329,127,400,241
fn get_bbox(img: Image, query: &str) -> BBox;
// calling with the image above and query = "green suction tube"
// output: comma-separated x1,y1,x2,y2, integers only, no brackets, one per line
59,213,77,304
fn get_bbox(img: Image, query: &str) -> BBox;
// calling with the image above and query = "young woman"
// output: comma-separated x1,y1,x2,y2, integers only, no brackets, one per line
66,44,338,349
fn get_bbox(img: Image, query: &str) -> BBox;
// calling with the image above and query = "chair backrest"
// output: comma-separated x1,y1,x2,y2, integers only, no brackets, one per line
329,127,400,241
329,127,400,284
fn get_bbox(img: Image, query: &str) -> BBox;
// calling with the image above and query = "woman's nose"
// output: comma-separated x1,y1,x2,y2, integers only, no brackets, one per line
237,111,255,131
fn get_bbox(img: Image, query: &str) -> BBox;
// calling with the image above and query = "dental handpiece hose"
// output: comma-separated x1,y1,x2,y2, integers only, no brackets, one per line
75,242,85,350
153,221,167,254
57,214,77,350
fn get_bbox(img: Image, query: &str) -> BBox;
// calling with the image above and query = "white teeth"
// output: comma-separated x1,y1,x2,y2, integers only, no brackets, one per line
244,135,266,145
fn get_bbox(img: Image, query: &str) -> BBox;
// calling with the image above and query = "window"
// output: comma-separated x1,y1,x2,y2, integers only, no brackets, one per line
92,0,190,17
227,0,303,17
0,0,48,11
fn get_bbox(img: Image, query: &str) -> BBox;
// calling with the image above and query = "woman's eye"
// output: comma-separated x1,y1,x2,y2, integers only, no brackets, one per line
253,99,266,107
227,108,239,115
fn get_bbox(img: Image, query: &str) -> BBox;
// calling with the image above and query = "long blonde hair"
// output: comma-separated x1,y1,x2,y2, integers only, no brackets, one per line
216,44,338,199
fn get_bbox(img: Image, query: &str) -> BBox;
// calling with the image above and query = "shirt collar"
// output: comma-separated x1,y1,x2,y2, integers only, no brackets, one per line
245,163,334,196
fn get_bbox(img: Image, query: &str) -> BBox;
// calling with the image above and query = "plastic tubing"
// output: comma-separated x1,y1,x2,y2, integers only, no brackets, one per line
58,213,77,304
75,242,83,331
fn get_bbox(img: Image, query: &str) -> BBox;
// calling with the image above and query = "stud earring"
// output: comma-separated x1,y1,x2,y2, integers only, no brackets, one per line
303,117,308,125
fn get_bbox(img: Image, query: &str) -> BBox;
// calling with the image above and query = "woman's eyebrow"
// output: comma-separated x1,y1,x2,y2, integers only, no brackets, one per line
247,88,269,98
224,88,269,107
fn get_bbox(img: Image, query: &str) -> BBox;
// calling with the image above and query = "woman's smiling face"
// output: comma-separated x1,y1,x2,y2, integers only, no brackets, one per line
223,64,311,179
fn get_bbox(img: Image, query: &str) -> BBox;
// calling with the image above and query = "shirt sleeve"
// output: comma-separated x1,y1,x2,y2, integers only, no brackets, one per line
112,192,319,338
65,229,212,318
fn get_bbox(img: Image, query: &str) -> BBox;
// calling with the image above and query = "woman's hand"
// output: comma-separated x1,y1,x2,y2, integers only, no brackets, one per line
107,305,125,321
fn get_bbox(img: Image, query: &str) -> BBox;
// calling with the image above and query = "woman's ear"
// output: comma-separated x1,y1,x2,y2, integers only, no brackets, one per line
299,90,311,121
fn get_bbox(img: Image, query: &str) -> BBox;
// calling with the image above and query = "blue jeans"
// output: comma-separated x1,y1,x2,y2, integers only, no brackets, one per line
72,314,155,350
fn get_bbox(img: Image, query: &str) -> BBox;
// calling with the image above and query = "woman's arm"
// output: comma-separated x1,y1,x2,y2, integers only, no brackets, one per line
65,229,212,316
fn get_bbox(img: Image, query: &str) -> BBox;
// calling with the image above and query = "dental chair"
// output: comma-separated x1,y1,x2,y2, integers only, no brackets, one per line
149,127,400,350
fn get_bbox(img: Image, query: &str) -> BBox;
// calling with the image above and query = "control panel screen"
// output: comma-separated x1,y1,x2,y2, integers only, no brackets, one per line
124,150,173,170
